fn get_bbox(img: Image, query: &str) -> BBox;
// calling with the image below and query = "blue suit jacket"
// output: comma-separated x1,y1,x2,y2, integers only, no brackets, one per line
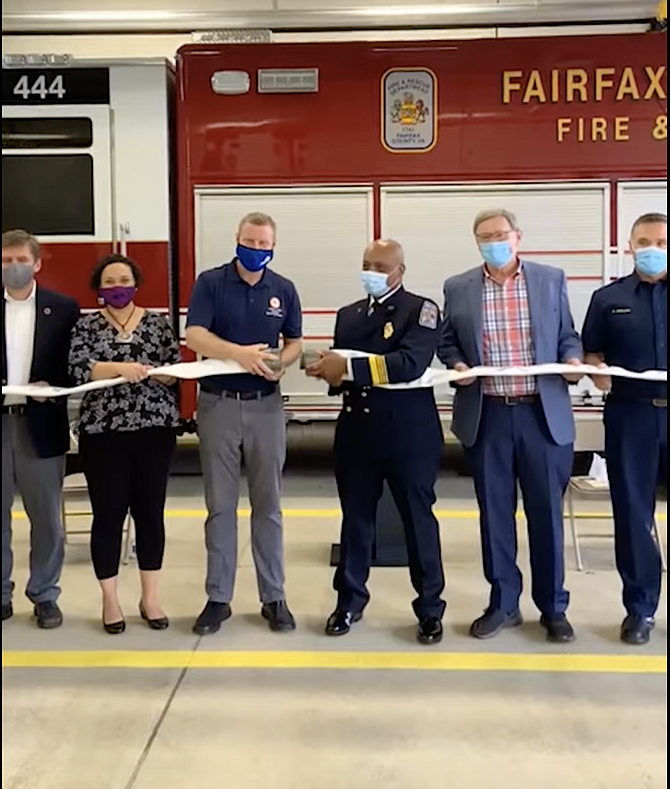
437,261,582,448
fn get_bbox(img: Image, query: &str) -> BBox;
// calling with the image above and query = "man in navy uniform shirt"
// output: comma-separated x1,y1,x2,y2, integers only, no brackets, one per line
186,212,303,635
583,212,667,646
307,239,446,646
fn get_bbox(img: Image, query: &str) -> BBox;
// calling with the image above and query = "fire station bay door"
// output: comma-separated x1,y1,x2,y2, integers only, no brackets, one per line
617,180,667,276
2,100,113,246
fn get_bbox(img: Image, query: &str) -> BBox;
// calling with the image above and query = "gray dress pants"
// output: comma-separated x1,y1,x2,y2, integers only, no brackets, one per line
197,390,287,605
2,413,65,606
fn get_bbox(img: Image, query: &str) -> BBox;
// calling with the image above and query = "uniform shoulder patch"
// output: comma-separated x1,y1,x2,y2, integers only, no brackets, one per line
418,300,439,330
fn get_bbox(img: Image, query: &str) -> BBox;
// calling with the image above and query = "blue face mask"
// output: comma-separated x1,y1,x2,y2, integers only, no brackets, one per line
635,247,667,279
236,244,273,273
361,270,392,299
479,241,515,269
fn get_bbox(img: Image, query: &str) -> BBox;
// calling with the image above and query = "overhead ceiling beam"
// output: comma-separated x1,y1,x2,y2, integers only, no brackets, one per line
1,3,657,35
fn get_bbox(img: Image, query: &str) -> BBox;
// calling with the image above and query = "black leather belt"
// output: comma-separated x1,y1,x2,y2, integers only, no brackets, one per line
485,395,538,406
2,405,26,416
221,389,275,401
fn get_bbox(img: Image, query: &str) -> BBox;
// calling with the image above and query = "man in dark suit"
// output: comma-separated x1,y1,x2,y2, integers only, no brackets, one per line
307,239,446,645
438,209,583,644
2,229,80,628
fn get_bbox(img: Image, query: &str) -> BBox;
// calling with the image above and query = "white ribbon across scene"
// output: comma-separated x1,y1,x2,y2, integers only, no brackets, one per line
1,351,666,399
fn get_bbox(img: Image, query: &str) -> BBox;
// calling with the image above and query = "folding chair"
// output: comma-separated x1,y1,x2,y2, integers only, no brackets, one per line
565,476,667,573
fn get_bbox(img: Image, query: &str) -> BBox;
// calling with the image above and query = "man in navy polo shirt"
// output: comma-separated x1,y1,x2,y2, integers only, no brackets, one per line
583,211,667,646
186,212,303,635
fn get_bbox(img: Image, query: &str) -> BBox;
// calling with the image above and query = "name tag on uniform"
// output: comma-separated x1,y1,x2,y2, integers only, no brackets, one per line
611,308,632,315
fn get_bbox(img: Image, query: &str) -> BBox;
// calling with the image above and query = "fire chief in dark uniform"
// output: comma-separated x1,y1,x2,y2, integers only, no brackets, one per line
306,239,446,645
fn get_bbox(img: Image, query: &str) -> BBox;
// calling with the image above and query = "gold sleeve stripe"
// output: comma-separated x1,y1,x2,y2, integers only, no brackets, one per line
368,355,389,386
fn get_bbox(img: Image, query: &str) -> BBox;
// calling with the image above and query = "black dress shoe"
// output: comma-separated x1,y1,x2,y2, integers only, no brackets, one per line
140,603,170,631
325,609,362,636
34,601,63,630
417,618,443,646
470,608,523,640
261,601,296,632
2,603,13,622
193,601,232,636
540,614,576,643
620,614,655,646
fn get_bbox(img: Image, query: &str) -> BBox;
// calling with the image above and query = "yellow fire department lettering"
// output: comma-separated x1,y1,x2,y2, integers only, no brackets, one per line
522,70,547,103
557,116,631,142
653,114,668,140
616,67,641,101
502,66,667,104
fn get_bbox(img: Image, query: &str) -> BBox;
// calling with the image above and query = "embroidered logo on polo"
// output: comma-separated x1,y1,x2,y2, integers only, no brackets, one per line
266,296,283,318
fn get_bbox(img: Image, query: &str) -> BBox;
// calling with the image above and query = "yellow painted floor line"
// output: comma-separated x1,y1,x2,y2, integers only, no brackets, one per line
13,509,667,521
1,650,666,674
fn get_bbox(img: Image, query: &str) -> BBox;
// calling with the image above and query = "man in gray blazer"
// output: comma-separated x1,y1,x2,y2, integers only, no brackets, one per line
438,209,583,643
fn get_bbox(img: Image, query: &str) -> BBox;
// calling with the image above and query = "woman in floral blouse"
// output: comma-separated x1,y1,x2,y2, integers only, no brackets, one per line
69,254,180,634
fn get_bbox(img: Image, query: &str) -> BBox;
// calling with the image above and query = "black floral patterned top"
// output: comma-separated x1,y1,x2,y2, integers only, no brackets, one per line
69,311,181,435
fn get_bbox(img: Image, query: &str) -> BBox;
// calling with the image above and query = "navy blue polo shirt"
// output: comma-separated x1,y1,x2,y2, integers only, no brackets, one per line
186,261,302,393
582,273,667,401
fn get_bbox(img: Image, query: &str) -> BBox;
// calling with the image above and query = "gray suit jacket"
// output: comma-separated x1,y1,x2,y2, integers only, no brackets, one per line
437,261,582,448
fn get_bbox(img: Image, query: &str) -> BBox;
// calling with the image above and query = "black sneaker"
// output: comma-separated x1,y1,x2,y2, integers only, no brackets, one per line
193,601,232,636
2,603,13,622
34,601,63,630
470,608,523,640
261,601,296,632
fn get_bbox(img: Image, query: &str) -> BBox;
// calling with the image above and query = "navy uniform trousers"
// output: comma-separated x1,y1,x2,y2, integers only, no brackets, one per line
605,399,667,618
333,388,446,621
468,398,573,618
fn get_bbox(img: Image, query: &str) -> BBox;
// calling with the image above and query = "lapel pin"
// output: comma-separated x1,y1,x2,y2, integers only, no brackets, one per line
43,307,52,315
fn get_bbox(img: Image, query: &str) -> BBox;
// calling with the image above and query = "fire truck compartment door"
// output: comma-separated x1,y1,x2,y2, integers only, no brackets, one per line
617,180,667,277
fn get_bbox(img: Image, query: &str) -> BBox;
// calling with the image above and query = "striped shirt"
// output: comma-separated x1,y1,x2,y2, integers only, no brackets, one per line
481,264,537,397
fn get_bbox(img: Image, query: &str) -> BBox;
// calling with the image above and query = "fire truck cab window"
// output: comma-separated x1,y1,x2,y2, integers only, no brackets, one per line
2,117,93,149
2,154,94,235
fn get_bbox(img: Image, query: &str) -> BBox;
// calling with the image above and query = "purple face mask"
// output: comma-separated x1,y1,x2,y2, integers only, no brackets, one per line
99,286,136,309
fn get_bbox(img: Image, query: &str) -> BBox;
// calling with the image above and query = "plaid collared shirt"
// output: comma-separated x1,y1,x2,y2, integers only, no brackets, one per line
481,264,537,397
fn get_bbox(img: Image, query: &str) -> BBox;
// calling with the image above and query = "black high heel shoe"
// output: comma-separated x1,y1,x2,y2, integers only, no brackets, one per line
103,616,126,635
139,603,169,631
103,601,126,634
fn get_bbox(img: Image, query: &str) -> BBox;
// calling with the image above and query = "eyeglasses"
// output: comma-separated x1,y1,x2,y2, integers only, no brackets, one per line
475,230,515,243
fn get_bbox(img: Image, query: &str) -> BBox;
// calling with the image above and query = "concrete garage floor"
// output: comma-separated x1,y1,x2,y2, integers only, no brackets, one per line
2,459,667,789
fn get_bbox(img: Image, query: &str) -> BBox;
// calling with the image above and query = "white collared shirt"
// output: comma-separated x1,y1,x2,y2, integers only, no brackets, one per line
3,284,37,405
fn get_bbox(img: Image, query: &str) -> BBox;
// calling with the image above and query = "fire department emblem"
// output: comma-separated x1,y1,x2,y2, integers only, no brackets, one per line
382,68,437,153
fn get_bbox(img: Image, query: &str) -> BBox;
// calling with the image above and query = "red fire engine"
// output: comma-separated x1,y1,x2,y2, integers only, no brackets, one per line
2,33,667,449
